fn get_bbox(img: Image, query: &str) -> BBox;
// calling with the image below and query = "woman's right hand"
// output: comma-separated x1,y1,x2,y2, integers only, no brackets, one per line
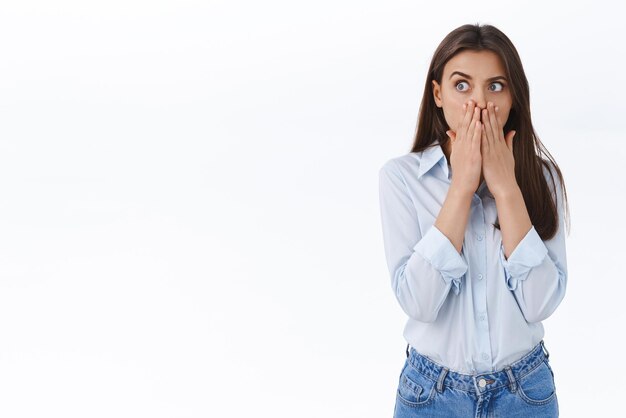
445,100,483,195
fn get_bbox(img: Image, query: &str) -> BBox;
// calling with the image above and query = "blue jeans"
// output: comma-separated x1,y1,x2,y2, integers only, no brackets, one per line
393,341,558,417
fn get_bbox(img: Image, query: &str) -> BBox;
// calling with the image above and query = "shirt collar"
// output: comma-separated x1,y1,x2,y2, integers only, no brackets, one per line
414,144,449,180
411,144,493,198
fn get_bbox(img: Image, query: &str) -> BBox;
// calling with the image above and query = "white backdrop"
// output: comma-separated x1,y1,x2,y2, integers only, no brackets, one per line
0,1,624,417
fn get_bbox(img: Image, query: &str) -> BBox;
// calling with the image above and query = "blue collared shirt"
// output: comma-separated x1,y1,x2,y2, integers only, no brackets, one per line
378,144,568,374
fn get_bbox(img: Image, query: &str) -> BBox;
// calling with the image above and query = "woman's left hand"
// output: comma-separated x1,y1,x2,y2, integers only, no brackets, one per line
481,102,518,197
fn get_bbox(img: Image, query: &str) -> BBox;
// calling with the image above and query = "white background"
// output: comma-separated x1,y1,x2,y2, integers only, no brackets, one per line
0,1,624,417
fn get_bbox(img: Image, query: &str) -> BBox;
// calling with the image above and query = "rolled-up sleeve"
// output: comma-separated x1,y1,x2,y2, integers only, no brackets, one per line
414,224,469,295
499,164,568,323
379,160,468,323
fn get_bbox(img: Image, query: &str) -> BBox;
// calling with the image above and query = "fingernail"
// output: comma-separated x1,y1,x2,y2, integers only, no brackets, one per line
495,106,499,112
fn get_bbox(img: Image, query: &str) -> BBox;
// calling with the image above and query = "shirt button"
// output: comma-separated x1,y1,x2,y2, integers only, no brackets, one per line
477,274,483,280
478,314,486,321
481,353,489,361
477,235,483,241
478,378,487,388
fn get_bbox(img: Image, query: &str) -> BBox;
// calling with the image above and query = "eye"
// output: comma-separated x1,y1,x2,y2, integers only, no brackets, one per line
489,81,504,92
455,80,469,92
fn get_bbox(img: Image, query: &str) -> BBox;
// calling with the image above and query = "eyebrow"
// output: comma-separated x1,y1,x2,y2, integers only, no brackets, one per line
449,71,507,82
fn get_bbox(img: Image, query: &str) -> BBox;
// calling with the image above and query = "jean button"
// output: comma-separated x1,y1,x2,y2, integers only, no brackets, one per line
478,378,487,388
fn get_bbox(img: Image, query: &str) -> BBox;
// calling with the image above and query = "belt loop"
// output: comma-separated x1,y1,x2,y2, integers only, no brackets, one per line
436,367,449,393
406,343,410,358
504,366,517,393
540,340,550,359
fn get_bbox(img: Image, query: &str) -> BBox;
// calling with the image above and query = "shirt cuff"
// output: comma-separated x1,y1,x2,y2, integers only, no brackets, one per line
500,225,549,290
414,225,468,295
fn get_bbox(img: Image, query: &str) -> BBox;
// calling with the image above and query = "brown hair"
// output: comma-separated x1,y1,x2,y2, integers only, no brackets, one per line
411,23,570,240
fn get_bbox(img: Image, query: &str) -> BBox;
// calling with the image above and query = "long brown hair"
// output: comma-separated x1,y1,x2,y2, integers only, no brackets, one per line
411,23,570,240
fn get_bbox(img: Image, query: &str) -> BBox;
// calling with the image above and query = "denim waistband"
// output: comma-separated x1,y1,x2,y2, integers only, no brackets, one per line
406,341,550,395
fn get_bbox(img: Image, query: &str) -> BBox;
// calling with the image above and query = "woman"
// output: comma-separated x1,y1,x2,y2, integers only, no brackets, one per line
379,23,569,417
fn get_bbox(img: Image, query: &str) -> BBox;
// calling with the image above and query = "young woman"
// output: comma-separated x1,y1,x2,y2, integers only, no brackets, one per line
379,23,569,417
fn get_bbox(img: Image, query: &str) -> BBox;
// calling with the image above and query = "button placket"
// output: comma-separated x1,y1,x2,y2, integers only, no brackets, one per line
470,203,493,369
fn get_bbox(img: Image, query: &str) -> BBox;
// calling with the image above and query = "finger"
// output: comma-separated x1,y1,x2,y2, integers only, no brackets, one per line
488,103,500,142
472,120,482,148
473,105,481,122
459,100,476,136
468,106,481,138
456,102,468,133
465,113,477,143
481,122,489,154
482,107,494,148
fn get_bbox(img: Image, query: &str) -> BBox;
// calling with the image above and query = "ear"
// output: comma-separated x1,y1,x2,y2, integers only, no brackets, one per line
432,80,443,108
505,130,516,152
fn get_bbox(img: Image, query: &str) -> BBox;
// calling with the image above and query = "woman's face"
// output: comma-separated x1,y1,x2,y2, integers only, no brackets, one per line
432,49,513,133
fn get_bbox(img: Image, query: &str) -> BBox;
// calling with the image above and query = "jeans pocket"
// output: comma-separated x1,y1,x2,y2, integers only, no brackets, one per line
396,362,437,407
516,360,557,406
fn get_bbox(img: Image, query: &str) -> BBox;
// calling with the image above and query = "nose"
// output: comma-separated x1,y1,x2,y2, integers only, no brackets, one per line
471,92,487,111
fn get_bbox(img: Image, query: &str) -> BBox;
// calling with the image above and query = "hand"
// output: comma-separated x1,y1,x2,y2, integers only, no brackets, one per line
480,102,517,197
445,100,483,195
